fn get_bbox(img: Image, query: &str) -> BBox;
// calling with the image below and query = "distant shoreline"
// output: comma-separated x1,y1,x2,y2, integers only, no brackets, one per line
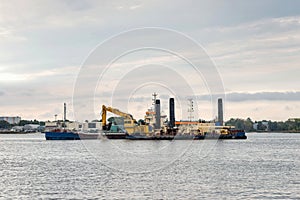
247,131,300,133
0,132,41,134
1,131,299,135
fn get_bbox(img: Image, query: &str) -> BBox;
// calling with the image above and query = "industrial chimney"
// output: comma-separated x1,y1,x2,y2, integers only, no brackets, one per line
155,99,161,129
64,103,67,122
218,98,223,125
169,98,175,128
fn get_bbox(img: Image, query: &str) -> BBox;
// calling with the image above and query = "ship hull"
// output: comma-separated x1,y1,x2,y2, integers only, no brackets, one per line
45,130,247,140
125,134,247,140
45,131,80,140
45,131,101,140
104,132,128,139
45,131,128,140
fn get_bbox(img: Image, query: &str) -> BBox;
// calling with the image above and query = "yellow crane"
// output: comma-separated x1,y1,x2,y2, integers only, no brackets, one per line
102,105,137,133
101,105,150,134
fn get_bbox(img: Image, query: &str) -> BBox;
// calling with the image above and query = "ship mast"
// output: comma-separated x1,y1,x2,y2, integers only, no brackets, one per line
152,92,158,106
187,98,194,122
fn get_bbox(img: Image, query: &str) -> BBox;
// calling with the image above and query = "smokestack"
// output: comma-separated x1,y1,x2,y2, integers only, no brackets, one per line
155,99,161,129
169,98,175,128
64,103,67,121
218,98,223,125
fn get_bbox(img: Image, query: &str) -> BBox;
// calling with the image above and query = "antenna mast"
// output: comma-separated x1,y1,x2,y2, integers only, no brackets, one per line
152,92,158,105
187,98,194,121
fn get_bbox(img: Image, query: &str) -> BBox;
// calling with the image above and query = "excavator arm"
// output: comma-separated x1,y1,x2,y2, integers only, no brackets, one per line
102,105,136,130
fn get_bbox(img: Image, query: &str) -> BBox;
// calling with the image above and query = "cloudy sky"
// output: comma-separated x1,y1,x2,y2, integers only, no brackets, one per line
0,0,300,122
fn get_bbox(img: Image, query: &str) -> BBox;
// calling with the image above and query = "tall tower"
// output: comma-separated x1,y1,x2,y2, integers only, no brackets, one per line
64,103,67,122
155,99,161,129
218,98,223,125
169,98,175,128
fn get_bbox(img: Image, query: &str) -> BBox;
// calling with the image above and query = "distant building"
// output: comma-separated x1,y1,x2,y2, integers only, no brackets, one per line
0,116,21,124
45,121,102,132
253,123,258,130
81,122,102,132
288,118,300,122
23,124,40,132
45,121,58,129
11,126,24,132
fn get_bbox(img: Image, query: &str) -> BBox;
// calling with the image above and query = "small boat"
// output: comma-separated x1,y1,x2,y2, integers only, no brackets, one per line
45,129,101,140
45,129,129,140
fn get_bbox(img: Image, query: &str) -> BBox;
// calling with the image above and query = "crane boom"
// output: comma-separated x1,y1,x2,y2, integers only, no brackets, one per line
102,105,135,129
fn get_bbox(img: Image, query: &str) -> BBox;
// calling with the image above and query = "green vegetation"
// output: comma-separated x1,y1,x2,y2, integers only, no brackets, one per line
18,119,45,126
225,118,255,132
0,120,12,129
0,119,45,129
225,118,300,132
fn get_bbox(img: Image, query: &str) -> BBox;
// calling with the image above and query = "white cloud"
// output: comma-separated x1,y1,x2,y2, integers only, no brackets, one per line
0,27,27,43
225,100,300,121
194,16,300,92
0,73,27,81
0,1,300,121
0,65,79,82
0,0,146,32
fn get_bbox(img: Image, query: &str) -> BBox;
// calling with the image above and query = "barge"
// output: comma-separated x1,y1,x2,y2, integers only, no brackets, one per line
45,129,128,140
45,95,247,140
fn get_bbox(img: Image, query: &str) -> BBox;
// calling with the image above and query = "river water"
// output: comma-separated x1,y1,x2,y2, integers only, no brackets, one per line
0,133,299,199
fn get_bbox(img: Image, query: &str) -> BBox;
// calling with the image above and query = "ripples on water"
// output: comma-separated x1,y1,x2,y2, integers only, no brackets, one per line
0,133,299,199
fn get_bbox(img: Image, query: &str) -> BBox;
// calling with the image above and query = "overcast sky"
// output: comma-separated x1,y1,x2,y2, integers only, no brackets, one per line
0,0,300,121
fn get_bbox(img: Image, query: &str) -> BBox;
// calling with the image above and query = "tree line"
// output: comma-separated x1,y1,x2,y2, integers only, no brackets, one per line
225,118,300,132
0,120,45,129
1,118,300,133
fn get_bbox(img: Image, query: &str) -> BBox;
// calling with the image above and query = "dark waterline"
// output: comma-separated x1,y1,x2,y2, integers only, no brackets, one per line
0,133,299,199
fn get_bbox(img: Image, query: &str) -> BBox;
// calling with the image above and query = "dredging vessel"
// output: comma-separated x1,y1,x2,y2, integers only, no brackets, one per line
45,95,247,140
